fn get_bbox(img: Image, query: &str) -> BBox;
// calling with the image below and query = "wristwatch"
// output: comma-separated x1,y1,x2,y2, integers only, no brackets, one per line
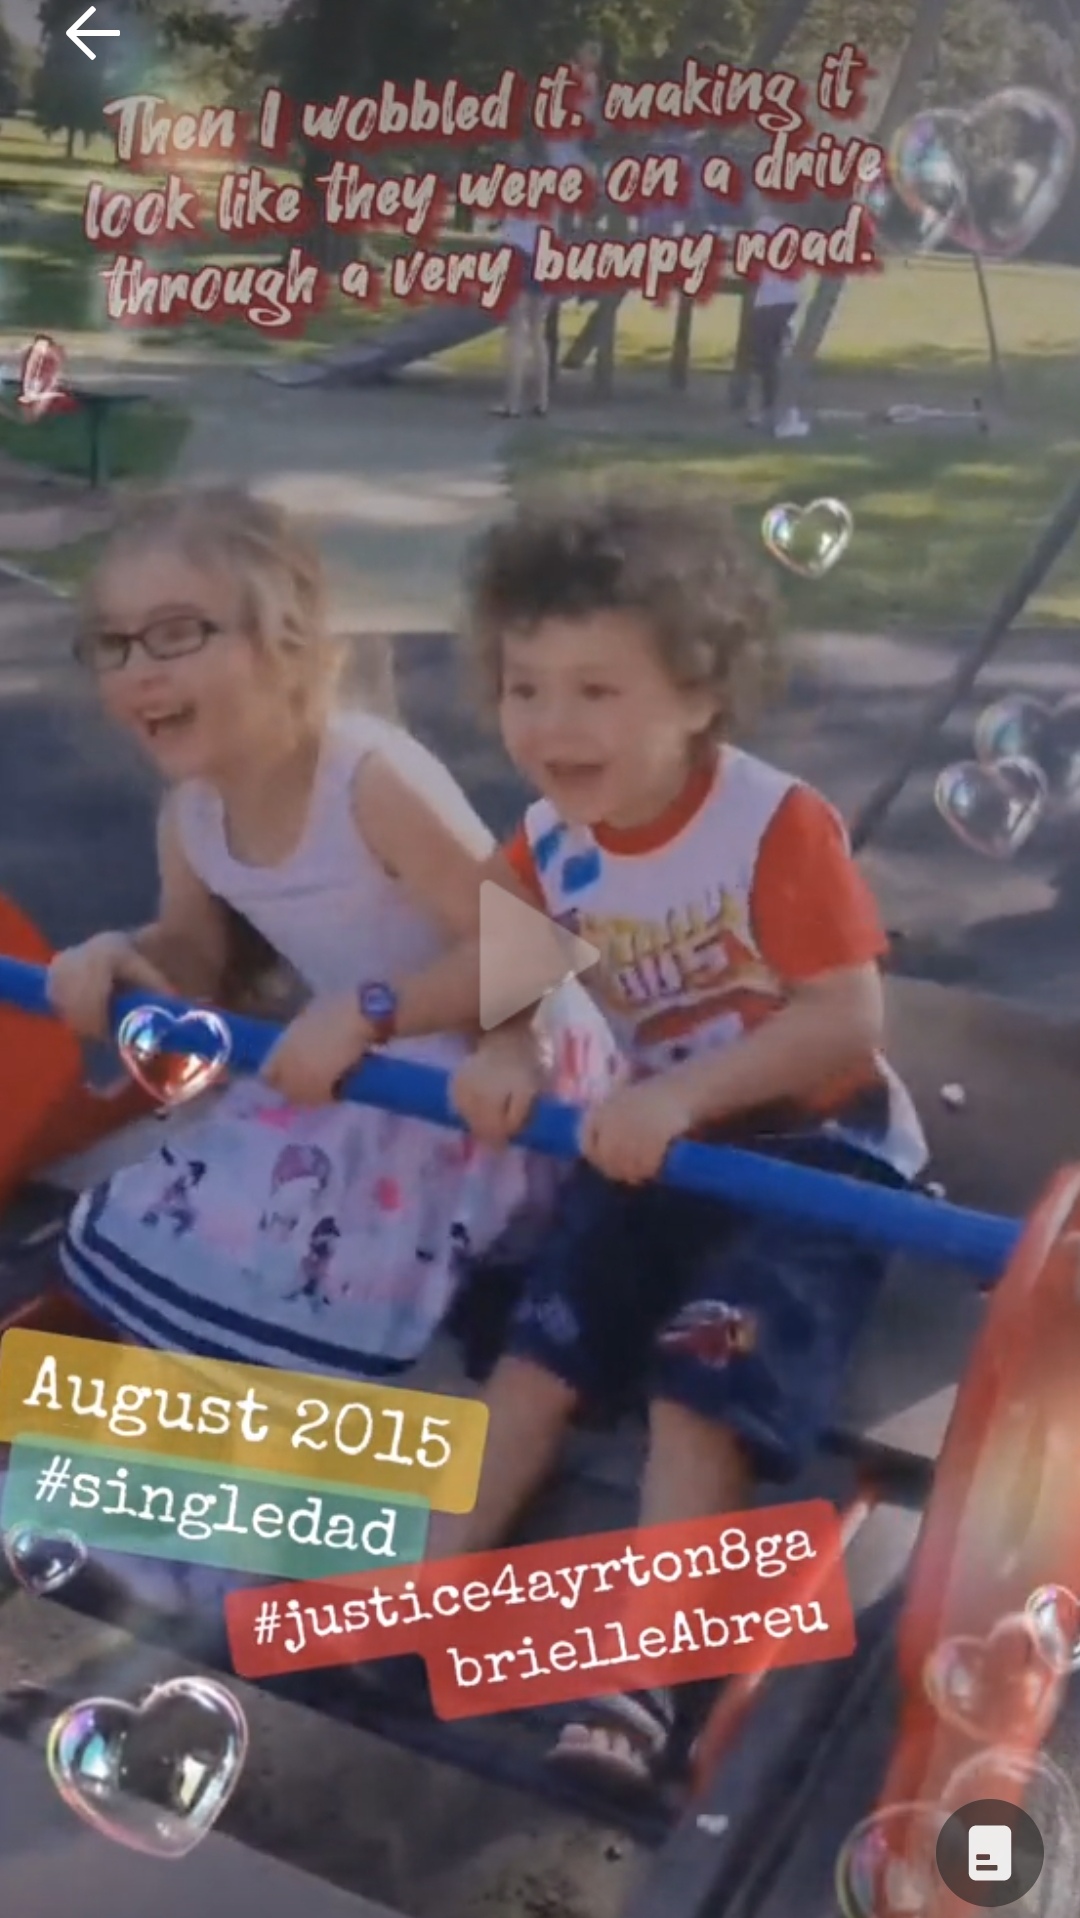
357,980,398,1045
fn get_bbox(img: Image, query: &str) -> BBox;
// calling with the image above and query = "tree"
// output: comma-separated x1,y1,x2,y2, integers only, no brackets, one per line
32,0,259,156
787,0,959,381
255,0,454,264
102,1,250,103
783,0,1080,368
33,0,109,155
0,14,22,118
791,0,1077,105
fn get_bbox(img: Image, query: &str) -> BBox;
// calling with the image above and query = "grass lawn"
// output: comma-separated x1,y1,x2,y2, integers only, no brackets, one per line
498,253,1080,632
1,115,1078,631
0,530,106,592
508,417,1080,632
0,116,453,351
0,393,189,589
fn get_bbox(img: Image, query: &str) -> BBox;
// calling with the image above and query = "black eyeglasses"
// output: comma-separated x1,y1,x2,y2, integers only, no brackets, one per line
73,614,221,673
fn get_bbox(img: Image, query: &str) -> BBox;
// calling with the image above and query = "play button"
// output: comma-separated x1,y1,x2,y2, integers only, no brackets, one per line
479,881,600,1030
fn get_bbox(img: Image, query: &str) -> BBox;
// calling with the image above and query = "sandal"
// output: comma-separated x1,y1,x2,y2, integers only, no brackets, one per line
547,1688,674,1799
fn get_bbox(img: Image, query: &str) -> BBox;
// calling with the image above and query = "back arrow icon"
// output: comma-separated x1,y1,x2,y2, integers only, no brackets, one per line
67,6,120,58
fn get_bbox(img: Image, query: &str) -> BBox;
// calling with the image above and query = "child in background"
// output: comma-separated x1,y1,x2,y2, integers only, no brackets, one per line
47,486,550,1378
492,213,550,419
437,482,927,1791
729,188,809,439
492,145,552,420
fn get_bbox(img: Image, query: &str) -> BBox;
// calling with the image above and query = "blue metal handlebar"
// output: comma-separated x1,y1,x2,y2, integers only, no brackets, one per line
0,956,1020,1278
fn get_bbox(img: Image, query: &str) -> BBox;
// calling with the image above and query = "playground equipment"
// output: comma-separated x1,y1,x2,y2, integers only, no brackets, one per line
0,957,1023,1271
1,926,1080,1915
258,303,504,389
1,462,1079,1909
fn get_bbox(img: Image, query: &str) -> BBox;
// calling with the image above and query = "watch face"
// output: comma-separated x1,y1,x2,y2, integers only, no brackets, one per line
359,982,397,1021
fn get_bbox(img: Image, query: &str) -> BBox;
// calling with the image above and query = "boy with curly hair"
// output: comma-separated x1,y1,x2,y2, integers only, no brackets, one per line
438,481,926,1791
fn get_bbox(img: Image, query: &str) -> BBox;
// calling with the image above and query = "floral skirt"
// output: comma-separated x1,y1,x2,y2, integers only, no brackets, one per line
60,1062,533,1377
60,987,626,1379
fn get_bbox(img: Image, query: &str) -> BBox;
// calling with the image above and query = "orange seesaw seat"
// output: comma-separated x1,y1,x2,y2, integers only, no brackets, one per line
0,894,151,1342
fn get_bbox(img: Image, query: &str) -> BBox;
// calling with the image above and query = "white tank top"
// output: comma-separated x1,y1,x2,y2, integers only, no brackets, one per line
171,712,490,1006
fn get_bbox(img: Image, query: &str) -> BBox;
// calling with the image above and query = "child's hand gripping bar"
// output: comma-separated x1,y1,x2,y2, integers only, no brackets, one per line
0,956,1019,1278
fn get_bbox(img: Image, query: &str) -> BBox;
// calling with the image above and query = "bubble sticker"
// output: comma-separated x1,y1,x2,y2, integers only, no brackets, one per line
17,333,74,422
1026,1584,1080,1676
891,110,969,235
948,88,1076,259
974,694,1053,770
1033,694,1080,819
835,1802,945,1918
859,155,957,253
47,1674,249,1858
973,693,1080,822
761,498,854,579
923,1611,1063,1747
891,88,1076,260
2,1522,88,1595
934,757,1047,858
117,1005,232,1107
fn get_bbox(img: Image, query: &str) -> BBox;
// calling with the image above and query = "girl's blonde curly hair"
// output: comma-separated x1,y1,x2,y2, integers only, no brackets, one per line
85,485,345,726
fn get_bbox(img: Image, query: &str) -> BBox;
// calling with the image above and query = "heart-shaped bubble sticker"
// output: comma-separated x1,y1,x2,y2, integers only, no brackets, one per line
117,1005,231,1108
1035,693,1080,818
934,756,1047,858
923,1611,1062,1746
761,498,853,579
890,109,968,239
3,1522,88,1595
47,1674,248,1857
974,693,1053,769
975,693,1080,820
859,152,957,253
1026,1584,1080,1676
835,1802,944,1918
893,87,1076,259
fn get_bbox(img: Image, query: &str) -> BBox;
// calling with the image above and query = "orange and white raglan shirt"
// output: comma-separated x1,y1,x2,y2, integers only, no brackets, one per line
504,745,927,1180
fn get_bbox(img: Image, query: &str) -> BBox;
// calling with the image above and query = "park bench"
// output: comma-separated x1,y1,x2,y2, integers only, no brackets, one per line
0,372,150,488
69,387,148,489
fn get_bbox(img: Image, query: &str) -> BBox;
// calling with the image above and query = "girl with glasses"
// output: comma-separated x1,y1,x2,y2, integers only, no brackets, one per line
48,487,615,1378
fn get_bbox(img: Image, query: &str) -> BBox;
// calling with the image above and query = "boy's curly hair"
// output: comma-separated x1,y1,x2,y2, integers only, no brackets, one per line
464,478,782,742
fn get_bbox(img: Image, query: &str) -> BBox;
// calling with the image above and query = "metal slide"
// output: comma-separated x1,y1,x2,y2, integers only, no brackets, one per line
257,304,503,388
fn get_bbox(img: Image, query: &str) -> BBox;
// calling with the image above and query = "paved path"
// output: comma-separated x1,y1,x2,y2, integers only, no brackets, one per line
176,362,509,635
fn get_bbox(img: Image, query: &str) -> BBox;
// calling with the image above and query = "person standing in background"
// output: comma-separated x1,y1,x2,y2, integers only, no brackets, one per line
729,189,809,440
491,196,550,419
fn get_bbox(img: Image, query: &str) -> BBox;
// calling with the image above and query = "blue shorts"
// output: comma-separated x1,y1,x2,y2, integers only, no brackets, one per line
506,1138,908,1482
